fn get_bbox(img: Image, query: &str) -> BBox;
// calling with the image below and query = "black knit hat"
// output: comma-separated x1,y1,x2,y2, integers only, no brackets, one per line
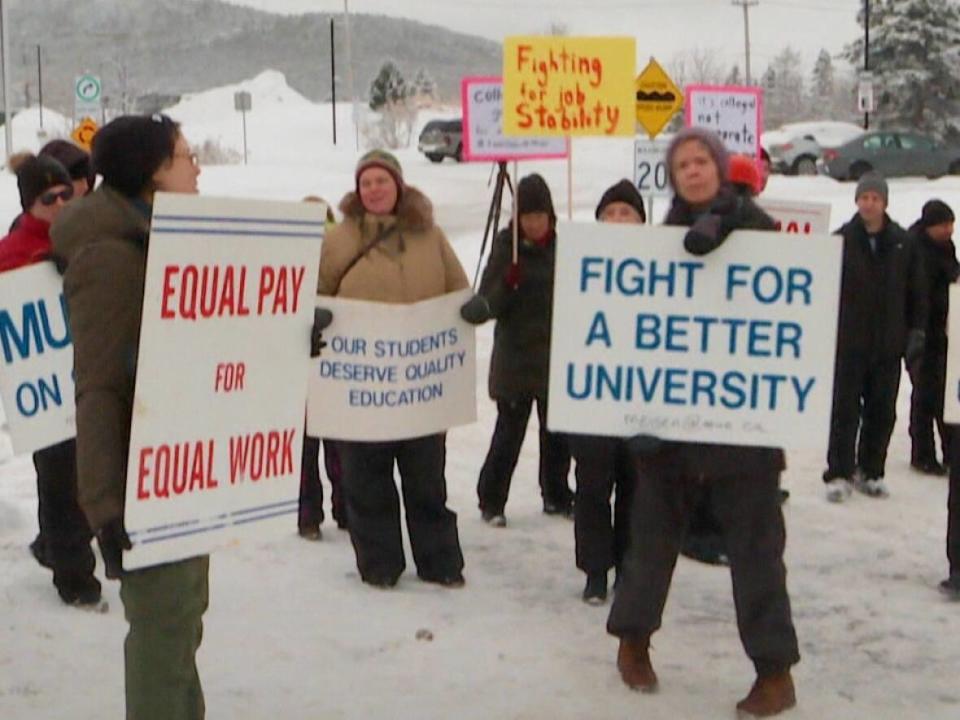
39,139,91,183
13,153,72,210
92,114,180,198
595,179,646,221
921,199,955,228
516,173,555,221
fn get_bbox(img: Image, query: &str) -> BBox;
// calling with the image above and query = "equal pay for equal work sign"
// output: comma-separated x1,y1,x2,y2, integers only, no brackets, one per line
547,223,842,448
123,193,323,571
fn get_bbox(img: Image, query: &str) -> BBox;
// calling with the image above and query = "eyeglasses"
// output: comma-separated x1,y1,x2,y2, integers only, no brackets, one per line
39,187,75,206
174,151,199,166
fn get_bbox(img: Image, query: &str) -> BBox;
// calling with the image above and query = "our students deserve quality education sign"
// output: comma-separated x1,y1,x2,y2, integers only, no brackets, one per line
547,223,842,448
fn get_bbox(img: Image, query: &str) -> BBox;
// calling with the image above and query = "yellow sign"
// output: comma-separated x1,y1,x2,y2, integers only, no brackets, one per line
634,58,683,139
503,36,636,137
71,117,99,151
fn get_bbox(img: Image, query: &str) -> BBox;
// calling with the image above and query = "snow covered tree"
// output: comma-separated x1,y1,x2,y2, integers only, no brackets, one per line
811,49,835,101
725,64,742,86
366,60,417,149
762,46,807,127
410,68,437,106
845,0,960,136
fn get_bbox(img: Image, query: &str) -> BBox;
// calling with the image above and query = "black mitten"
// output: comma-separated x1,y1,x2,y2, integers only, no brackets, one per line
311,307,333,357
626,434,663,456
97,518,132,580
460,294,491,325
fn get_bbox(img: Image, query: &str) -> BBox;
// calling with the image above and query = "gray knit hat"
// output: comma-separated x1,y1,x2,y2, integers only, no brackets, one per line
665,127,730,189
855,171,889,204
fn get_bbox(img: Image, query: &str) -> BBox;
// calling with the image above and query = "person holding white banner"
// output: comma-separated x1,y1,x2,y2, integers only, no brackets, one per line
317,150,470,588
51,114,208,720
608,127,799,718
0,151,102,608
473,173,574,527
567,179,645,605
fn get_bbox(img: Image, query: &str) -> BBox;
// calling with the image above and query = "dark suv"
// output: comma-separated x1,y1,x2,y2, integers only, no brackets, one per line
418,118,463,162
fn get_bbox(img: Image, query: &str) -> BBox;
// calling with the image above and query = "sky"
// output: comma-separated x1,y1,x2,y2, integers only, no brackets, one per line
207,0,865,75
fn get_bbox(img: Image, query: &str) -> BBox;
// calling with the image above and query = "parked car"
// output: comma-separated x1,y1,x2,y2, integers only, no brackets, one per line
818,130,960,181
417,118,463,163
763,121,864,175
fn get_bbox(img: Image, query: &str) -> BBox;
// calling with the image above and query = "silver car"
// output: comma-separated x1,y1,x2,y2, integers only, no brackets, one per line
818,130,960,181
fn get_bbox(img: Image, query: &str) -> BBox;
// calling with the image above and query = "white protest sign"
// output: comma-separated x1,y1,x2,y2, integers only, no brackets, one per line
0,263,75,453
685,84,763,157
759,199,832,236
461,77,568,162
944,285,960,423
307,290,476,441
633,137,671,198
547,222,842,448
123,193,323,571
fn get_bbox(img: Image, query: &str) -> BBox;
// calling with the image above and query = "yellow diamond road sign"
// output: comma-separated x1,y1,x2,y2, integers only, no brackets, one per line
635,58,682,139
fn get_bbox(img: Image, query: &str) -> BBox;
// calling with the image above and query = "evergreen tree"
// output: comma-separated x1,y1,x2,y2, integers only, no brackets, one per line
811,49,835,100
368,60,409,111
725,64,742,86
845,0,960,135
762,46,807,127
411,68,437,102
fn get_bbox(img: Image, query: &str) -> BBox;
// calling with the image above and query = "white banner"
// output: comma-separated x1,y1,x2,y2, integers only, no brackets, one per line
547,222,842,448
0,263,76,453
759,199,832,236
945,285,960,423
307,291,476,441
123,194,323,570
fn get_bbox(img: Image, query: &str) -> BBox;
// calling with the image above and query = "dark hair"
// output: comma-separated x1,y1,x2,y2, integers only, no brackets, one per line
92,114,180,198
39,139,91,183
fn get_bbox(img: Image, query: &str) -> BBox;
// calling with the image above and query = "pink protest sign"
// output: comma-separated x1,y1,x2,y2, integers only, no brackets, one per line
684,84,764,158
461,76,568,162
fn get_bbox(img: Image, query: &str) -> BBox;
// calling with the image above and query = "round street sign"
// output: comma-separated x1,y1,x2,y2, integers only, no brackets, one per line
75,74,102,104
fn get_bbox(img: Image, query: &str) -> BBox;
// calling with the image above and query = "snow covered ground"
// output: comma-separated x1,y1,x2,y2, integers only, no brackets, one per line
1,72,959,719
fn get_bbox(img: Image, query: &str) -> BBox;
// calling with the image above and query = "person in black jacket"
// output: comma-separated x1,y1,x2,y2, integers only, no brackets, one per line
823,174,927,502
569,180,645,605
907,200,958,475
474,174,573,526
608,128,798,718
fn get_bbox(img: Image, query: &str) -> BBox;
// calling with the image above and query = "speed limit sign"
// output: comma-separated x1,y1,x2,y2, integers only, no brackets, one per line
633,138,671,198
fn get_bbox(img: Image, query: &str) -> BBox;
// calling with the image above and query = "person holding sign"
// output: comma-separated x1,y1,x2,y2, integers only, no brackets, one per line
907,200,958,476
0,152,102,609
823,174,927,502
473,173,574,527
51,114,208,720
317,150,470,588
608,128,799,718
567,179,646,605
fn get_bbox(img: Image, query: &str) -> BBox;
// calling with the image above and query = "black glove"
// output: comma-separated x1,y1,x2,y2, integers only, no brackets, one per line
460,294,491,325
626,433,662,456
683,195,740,256
97,518,132,580
905,329,926,371
311,307,333,358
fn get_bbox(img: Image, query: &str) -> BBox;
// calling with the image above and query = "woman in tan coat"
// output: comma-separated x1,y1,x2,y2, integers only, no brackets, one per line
318,150,469,588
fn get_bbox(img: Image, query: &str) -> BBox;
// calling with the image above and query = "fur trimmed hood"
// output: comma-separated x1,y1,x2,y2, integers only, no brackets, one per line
338,184,435,232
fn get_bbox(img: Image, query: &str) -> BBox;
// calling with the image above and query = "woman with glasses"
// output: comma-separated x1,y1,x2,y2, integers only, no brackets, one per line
0,152,102,609
51,114,206,720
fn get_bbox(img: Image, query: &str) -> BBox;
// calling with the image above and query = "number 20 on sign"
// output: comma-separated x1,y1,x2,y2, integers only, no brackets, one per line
633,138,671,199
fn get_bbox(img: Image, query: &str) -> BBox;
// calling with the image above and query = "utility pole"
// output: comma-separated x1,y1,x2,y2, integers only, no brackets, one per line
330,18,337,145
732,0,759,85
37,45,43,130
864,0,870,130
0,0,12,160
344,0,359,150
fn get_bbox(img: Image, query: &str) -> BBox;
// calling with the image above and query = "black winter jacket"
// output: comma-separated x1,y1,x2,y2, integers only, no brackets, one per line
835,213,927,360
908,222,959,354
479,224,557,401
637,188,786,479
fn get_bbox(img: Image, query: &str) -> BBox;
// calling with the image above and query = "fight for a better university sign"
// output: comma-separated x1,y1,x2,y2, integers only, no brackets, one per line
306,290,476,441
123,194,323,570
0,263,75,453
547,223,842,448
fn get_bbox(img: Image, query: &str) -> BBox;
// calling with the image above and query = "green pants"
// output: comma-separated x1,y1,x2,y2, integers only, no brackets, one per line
120,555,210,720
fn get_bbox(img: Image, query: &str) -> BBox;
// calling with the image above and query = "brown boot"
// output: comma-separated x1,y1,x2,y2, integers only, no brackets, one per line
736,670,796,718
616,636,658,692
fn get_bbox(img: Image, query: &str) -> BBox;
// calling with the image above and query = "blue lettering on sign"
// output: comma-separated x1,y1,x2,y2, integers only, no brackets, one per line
0,295,71,364
16,373,64,417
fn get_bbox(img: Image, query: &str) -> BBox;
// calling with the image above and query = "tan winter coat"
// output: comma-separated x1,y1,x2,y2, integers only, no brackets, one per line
50,186,149,532
318,185,468,301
